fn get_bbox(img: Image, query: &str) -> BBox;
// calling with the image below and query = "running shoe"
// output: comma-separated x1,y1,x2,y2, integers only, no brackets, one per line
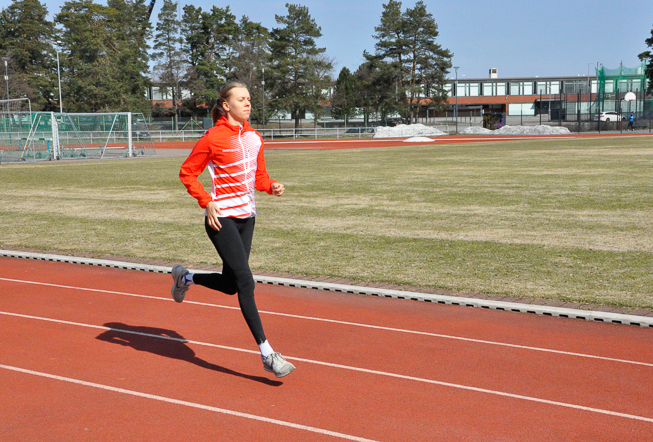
171,264,190,303
262,353,296,378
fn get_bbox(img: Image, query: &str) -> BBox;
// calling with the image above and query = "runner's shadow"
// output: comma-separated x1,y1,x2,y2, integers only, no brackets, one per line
96,322,282,387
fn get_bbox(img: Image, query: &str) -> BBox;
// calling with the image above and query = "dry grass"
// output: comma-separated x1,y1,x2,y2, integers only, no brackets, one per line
1,136,652,308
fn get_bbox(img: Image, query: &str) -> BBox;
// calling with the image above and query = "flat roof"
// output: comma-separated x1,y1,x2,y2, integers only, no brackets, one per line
449,75,598,83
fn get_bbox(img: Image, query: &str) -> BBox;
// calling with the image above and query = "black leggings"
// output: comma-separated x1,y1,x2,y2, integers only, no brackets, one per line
193,217,267,345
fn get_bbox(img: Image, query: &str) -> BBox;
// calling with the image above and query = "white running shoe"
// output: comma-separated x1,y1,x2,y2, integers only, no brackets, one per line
171,265,190,303
262,353,296,378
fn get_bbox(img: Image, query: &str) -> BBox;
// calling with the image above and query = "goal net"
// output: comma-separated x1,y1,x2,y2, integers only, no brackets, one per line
0,111,156,163
0,98,33,162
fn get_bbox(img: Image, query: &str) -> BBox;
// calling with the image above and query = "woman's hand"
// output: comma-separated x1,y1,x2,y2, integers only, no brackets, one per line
206,201,223,231
271,182,285,196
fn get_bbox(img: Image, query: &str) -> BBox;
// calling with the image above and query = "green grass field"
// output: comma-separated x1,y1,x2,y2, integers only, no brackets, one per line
1,136,652,308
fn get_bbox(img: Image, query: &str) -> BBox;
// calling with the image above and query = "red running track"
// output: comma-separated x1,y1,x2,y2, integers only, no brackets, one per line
1,256,652,441
152,133,653,151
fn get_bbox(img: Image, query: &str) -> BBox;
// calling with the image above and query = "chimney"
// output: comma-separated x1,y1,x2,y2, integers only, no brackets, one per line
489,68,498,79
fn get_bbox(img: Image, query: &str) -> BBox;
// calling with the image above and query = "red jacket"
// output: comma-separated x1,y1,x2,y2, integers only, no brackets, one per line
179,116,276,218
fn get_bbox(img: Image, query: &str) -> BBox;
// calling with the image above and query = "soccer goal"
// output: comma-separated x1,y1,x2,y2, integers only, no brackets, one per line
0,98,33,162
1,111,156,163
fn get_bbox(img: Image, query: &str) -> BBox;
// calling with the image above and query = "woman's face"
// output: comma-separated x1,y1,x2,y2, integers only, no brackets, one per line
222,87,251,124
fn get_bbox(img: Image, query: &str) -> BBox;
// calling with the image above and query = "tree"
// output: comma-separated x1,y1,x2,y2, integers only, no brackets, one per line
369,0,407,119
181,4,237,116
369,0,452,123
105,0,152,114
330,67,358,125
56,0,120,112
638,27,653,94
403,1,451,122
229,16,271,125
305,53,334,127
152,0,186,127
269,3,332,128
0,0,57,110
355,56,399,126
179,4,204,116
56,0,151,112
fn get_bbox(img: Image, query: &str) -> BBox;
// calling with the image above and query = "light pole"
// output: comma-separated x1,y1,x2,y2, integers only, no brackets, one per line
454,66,459,135
539,91,542,125
55,41,63,113
3,59,9,99
261,67,265,130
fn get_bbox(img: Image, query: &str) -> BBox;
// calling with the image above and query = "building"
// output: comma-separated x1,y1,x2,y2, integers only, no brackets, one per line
144,62,650,126
444,63,649,122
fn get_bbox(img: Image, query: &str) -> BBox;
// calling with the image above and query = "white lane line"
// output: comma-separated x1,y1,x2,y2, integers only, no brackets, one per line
1,277,652,368
1,311,652,424
0,364,378,442
0,310,261,356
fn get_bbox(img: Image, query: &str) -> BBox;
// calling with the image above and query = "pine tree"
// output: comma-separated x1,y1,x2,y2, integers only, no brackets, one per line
230,16,271,124
152,0,186,127
56,0,151,113
56,0,120,112
403,1,452,122
0,0,57,110
180,4,205,117
638,28,653,94
305,53,334,126
269,3,332,128
106,0,152,114
370,0,452,123
330,67,358,125
181,4,237,116
370,0,407,119
355,56,399,126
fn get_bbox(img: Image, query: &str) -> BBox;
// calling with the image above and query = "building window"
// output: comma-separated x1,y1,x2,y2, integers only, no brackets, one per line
509,82,521,95
469,83,479,97
483,83,493,96
496,82,506,95
523,82,533,95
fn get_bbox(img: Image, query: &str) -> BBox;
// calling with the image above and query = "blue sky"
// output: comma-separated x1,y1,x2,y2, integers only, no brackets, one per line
14,0,653,80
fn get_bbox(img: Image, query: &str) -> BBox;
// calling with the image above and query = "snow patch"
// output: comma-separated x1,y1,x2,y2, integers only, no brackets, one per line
403,136,435,142
462,125,572,135
374,123,446,138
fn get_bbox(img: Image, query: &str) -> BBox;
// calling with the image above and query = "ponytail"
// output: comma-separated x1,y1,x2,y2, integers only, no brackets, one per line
211,81,248,124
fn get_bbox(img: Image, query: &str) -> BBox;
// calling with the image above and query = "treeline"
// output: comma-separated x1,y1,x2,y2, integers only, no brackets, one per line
0,0,452,127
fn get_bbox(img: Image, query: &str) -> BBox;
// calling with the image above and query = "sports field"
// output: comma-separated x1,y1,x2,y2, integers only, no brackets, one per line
1,134,652,309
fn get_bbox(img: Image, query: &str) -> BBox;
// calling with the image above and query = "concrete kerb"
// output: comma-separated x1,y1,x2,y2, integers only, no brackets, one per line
2,249,651,328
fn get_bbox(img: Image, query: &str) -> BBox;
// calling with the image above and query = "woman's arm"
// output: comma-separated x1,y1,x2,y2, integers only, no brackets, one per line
179,134,213,208
254,138,280,195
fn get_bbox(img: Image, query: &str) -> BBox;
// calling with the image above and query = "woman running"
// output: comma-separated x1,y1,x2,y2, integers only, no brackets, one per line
171,82,295,378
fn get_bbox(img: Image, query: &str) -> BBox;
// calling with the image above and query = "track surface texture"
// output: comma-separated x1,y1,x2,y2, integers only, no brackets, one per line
1,256,652,441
